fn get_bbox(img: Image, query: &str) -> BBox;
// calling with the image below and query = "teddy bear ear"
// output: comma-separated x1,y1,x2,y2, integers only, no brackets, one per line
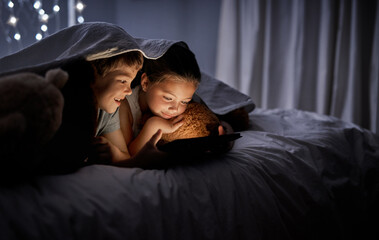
45,68,68,89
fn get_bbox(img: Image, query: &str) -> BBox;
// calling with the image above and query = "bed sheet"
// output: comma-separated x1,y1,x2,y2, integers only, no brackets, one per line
1,108,378,240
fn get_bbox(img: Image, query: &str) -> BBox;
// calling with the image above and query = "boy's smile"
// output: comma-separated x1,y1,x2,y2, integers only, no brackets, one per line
114,97,123,106
92,66,140,113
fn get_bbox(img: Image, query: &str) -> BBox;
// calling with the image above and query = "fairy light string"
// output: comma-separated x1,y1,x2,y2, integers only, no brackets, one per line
1,0,85,56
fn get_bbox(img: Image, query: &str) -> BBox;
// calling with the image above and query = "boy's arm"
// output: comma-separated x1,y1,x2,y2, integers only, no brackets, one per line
101,129,131,162
92,103,132,163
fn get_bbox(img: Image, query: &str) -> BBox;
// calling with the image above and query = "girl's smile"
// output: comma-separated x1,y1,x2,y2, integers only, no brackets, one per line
141,76,197,119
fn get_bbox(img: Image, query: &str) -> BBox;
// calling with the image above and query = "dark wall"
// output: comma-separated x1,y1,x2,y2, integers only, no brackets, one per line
0,1,69,58
85,0,221,75
0,0,221,76
83,0,117,24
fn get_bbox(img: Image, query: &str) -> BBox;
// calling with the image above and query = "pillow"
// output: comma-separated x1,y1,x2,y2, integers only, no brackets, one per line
195,72,255,115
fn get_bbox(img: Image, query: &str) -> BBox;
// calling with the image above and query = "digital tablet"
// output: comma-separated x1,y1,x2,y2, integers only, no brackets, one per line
158,133,242,154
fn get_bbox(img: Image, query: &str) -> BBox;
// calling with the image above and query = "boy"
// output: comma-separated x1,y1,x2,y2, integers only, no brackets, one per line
40,51,159,173
89,51,143,163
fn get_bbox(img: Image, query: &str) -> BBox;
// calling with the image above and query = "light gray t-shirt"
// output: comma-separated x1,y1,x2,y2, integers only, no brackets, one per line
95,108,120,137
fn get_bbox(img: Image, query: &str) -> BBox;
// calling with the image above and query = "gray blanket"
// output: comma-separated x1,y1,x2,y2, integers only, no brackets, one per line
1,108,378,239
0,22,255,115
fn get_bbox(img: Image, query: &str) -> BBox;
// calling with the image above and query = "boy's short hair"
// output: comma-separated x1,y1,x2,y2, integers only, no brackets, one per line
91,51,143,77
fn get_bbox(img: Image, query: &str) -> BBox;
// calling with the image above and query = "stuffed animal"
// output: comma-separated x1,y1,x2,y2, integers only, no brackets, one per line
0,68,68,175
160,102,221,143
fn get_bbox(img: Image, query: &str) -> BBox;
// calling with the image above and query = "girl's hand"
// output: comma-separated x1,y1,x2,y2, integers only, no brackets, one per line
131,129,169,168
219,121,234,135
146,115,184,134
112,130,169,169
128,115,184,156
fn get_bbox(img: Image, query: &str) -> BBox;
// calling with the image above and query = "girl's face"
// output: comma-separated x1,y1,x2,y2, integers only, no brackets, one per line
141,74,197,119
92,64,140,113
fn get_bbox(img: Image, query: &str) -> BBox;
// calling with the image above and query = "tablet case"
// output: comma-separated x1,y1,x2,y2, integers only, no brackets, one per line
158,133,242,154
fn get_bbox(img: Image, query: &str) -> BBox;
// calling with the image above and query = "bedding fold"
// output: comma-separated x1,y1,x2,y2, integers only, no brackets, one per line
0,22,255,115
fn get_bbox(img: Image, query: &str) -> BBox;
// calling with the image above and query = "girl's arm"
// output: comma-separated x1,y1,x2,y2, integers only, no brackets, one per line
93,129,169,168
112,129,168,169
128,115,183,156
119,98,182,157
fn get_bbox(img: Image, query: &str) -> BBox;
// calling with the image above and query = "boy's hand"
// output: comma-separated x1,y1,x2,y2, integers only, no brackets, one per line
89,136,113,164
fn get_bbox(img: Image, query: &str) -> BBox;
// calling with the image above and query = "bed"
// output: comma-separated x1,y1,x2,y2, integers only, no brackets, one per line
0,22,379,240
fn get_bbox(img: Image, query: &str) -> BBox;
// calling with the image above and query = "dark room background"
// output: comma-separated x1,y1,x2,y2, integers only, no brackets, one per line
0,0,221,76
1,0,378,133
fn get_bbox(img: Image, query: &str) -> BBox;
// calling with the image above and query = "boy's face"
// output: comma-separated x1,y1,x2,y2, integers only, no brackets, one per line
93,64,140,113
142,74,197,119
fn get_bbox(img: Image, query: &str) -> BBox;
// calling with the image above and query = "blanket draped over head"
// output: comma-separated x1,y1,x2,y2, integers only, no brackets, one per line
0,22,254,174
0,22,255,115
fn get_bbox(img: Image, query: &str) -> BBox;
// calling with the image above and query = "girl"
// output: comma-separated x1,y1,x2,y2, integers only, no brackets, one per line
120,44,203,156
